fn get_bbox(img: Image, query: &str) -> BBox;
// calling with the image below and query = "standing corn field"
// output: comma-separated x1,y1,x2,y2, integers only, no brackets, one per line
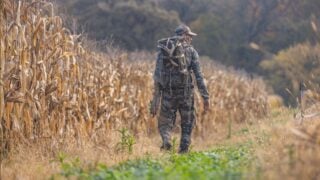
0,0,157,155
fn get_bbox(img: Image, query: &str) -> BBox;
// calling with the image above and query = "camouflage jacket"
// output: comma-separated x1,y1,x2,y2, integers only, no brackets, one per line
153,42,209,100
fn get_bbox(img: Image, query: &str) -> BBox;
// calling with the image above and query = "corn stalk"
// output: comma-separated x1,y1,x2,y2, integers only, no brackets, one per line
0,0,5,176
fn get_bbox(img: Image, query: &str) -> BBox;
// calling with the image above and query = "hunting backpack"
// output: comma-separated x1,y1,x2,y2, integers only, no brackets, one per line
157,36,193,91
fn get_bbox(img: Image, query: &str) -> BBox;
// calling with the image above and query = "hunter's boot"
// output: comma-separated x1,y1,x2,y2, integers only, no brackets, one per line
179,121,193,154
178,142,189,154
160,142,172,151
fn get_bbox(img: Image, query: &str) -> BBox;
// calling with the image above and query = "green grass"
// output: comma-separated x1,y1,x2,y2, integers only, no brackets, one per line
54,144,253,180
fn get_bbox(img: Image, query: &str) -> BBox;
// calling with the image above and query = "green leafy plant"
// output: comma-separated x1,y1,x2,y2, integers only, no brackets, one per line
56,144,253,179
115,128,136,154
52,153,84,178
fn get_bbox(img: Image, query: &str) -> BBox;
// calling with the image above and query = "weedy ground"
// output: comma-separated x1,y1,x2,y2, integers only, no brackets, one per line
53,144,253,180
49,108,304,180
58,107,310,180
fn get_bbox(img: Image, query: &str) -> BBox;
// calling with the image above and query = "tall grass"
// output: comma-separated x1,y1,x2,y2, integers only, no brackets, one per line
255,109,320,180
0,0,268,157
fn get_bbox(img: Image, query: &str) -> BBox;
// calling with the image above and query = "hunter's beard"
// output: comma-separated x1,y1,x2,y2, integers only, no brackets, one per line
184,35,193,45
186,39,192,45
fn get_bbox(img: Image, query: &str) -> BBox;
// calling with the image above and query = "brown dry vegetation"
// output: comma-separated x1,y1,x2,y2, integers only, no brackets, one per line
247,107,320,180
0,0,271,179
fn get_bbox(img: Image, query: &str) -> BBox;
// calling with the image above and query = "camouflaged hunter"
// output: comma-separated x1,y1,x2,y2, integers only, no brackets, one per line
151,25,210,154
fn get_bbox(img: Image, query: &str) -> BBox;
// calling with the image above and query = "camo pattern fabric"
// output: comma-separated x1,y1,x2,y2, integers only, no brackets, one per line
153,42,209,100
154,42,209,151
158,88,195,151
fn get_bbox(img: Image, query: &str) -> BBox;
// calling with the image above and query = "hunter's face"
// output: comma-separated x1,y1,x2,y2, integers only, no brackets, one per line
184,34,193,44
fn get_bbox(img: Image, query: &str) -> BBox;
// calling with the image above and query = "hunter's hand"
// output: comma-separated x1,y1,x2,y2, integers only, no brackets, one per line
150,108,157,118
203,99,210,114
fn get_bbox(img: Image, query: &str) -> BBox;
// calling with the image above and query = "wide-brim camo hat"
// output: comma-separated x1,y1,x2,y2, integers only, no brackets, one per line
175,24,197,36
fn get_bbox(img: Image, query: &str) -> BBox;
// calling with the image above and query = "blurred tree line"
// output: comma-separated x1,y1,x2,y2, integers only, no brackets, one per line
58,0,320,105
58,0,180,50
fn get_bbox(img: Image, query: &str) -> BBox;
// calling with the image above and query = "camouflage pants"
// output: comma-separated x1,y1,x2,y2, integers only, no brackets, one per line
158,88,195,151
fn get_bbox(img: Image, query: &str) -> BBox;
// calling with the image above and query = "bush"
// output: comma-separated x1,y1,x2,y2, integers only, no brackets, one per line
260,43,320,105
